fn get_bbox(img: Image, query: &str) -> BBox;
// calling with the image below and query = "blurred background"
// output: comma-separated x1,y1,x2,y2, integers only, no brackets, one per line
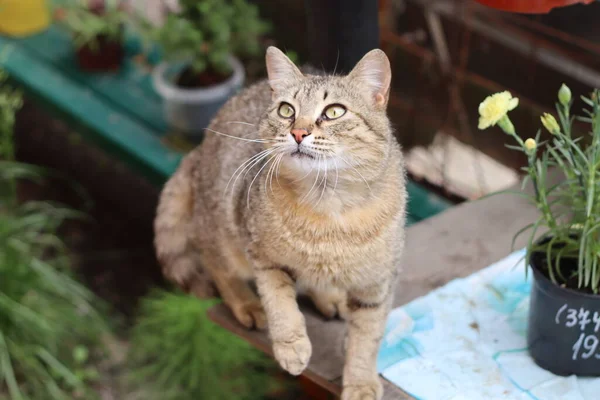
1,0,600,399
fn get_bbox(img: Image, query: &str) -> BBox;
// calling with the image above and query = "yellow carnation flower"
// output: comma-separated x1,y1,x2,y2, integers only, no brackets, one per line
478,91,519,130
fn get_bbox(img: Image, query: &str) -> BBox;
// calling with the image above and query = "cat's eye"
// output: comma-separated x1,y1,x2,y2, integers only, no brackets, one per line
323,105,346,120
278,102,295,119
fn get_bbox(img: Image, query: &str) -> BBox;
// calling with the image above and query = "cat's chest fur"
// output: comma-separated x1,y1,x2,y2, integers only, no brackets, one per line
247,179,404,289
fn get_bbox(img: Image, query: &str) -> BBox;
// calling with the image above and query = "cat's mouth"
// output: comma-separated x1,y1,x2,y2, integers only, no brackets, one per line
290,150,315,159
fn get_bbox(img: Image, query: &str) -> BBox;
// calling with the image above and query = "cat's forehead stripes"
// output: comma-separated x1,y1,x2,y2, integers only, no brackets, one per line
286,76,349,117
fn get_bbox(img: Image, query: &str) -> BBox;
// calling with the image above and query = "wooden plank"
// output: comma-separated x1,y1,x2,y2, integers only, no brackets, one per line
207,304,343,398
406,133,519,200
329,377,413,400
0,36,182,183
13,25,169,134
208,186,542,398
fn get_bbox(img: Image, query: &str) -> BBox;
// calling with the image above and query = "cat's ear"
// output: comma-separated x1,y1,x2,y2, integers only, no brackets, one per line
265,46,303,95
347,49,392,108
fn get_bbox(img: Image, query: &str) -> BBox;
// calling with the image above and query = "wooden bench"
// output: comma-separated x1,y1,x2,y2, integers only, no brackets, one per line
0,25,179,185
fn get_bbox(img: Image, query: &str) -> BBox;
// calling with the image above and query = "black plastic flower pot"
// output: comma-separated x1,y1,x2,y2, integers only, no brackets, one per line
528,249,600,376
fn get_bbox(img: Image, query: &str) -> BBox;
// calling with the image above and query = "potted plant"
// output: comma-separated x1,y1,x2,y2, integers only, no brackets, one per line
478,85,600,376
149,0,270,135
54,0,128,72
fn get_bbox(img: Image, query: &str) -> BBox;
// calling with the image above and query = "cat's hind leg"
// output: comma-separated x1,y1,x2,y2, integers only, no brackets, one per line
200,246,267,330
307,286,349,320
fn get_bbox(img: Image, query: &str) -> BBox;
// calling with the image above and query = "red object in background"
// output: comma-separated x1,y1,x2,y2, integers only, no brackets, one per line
75,35,124,72
475,0,595,13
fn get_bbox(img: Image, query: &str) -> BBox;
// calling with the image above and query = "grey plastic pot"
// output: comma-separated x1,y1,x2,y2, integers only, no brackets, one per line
152,57,245,136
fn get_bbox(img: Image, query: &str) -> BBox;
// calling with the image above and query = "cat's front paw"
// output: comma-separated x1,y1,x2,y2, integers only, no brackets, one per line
272,334,312,376
341,379,383,400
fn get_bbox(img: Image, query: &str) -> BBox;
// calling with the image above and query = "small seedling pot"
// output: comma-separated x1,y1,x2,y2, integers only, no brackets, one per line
475,0,595,13
528,246,600,376
75,34,124,72
152,57,245,136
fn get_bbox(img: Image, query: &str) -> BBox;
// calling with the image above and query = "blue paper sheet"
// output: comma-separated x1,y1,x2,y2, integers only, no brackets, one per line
377,250,600,400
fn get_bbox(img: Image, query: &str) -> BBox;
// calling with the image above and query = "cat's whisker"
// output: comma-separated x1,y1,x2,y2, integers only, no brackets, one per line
266,159,274,197
264,154,275,196
226,149,273,194
301,154,322,203
275,153,284,188
333,49,340,76
204,128,275,143
230,149,277,203
265,152,282,197
243,144,285,178
291,161,314,183
337,154,376,198
226,121,256,127
247,153,278,208
272,153,285,194
316,157,328,206
226,147,274,191
225,148,277,197
331,153,340,198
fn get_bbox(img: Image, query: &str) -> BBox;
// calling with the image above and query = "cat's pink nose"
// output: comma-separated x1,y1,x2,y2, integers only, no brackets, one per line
291,128,310,144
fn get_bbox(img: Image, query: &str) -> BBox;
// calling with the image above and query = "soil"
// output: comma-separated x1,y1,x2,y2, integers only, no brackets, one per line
176,65,233,88
531,243,595,294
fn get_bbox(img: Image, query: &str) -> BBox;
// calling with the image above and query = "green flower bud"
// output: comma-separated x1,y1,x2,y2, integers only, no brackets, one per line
558,84,572,106
541,113,560,135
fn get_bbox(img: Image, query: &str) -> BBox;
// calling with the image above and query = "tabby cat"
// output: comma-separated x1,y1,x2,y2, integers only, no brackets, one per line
154,47,407,400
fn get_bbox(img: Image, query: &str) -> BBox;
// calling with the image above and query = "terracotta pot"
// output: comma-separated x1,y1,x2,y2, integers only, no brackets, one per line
475,0,595,14
75,35,124,72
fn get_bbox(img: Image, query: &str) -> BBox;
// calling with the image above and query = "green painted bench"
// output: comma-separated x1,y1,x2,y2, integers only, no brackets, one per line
0,25,452,224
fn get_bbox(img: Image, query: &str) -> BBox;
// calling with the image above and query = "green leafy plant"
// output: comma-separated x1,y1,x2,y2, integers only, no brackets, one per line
479,84,600,292
0,71,21,163
54,0,128,50
150,0,270,77
128,290,279,400
0,72,110,400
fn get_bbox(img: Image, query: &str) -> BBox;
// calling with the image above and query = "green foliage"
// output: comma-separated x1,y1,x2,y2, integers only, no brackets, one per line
490,85,600,292
128,290,277,400
53,0,128,50
0,71,110,399
0,71,22,162
150,0,271,75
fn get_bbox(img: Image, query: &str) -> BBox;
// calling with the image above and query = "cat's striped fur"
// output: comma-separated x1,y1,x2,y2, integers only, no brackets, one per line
154,47,406,400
